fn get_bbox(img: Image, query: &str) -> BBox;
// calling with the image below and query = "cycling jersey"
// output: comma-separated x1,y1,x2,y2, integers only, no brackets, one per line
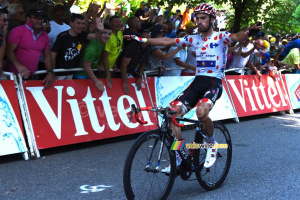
175,31,233,79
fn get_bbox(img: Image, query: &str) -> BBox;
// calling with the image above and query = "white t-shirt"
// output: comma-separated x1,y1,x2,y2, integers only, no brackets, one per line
163,46,187,76
229,43,257,74
48,21,71,48
176,31,233,79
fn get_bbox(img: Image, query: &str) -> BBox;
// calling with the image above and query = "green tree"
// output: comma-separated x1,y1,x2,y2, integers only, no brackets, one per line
264,0,298,35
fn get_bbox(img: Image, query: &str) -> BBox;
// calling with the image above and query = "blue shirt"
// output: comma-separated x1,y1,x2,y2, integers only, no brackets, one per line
261,52,271,65
281,39,300,57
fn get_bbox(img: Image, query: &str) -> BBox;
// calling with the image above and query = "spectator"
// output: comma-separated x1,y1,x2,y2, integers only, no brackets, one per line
172,9,183,30
164,20,176,38
0,8,7,78
278,39,300,60
261,40,271,65
145,31,184,76
120,31,151,94
123,16,141,46
37,3,71,74
73,23,112,91
147,14,164,38
279,48,300,73
185,21,196,35
216,10,228,31
226,38,262,77
287,35,293,43
51,14,106,80
5,8,54,88
134,1,151,23
99,15,123,88
7,4,25,33
162,31,195,76
281,39,288,46
182,5,191,29
47,3,70,48
226,42,242,69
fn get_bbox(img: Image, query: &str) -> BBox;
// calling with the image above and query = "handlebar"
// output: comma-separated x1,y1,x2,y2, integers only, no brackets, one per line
129,104,184,127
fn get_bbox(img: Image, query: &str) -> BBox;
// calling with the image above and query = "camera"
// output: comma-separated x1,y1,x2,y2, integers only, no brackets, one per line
257,21,262,26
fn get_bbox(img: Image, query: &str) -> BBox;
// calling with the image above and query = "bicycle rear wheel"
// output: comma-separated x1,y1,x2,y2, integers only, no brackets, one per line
194,121,232,190
123,130,176,200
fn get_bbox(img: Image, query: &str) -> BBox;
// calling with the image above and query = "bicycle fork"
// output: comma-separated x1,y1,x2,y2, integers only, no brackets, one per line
145,134,167,172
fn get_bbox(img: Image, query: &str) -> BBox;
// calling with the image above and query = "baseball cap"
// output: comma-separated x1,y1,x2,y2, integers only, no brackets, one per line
185,21,195,27
282,39,288,43
27,8,45,18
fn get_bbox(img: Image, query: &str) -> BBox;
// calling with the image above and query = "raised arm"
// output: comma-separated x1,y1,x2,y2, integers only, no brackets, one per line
124,35,177,46
231,23,262,42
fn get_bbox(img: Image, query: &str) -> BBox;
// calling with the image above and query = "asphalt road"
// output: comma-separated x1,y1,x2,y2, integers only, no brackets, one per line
1,111,300,200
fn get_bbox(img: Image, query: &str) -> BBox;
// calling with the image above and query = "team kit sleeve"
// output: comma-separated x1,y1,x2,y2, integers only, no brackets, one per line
220,31,233,45
175,35,195,48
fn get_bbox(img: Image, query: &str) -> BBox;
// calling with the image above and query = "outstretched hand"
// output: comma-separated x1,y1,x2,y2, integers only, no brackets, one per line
96,18,104,31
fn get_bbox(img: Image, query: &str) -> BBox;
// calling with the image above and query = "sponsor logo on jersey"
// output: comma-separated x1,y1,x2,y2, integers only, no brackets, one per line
197,60,216,68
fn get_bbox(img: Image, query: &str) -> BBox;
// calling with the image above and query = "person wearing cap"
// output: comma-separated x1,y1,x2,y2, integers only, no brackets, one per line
124,3,262,171
282,39,288,46
261,40,271,65
185,21,196,35
5,8,54,88
47,3,70,49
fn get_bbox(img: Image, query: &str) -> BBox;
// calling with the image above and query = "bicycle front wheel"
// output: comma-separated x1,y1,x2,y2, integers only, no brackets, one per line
194,121,232,190
123,130,176,200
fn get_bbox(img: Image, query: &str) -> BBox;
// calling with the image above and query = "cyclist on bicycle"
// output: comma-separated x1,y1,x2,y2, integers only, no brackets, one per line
125,3,260,171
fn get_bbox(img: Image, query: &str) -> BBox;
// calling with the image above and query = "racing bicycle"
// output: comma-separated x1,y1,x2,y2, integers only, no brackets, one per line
123,105,232,200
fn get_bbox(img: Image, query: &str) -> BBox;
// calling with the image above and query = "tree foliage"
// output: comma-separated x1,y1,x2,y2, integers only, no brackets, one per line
42,0,300,34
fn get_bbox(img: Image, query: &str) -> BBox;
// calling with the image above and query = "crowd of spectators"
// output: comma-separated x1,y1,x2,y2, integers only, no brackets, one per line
0,0,299,94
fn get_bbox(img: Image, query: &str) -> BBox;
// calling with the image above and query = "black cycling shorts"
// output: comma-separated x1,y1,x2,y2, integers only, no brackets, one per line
173,76,223,113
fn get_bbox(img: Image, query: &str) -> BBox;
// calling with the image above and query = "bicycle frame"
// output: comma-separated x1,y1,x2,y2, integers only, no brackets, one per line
130,104,208,174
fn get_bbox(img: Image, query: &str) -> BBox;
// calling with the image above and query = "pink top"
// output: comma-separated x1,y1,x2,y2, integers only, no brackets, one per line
6,21,50,75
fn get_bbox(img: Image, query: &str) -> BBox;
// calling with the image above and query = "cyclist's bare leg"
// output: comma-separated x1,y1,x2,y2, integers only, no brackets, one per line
196,102,214,137
171,105,185,139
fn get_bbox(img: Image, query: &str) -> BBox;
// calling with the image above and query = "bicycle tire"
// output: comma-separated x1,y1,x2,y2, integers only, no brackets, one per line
194,121,232,190
123,130,176,200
